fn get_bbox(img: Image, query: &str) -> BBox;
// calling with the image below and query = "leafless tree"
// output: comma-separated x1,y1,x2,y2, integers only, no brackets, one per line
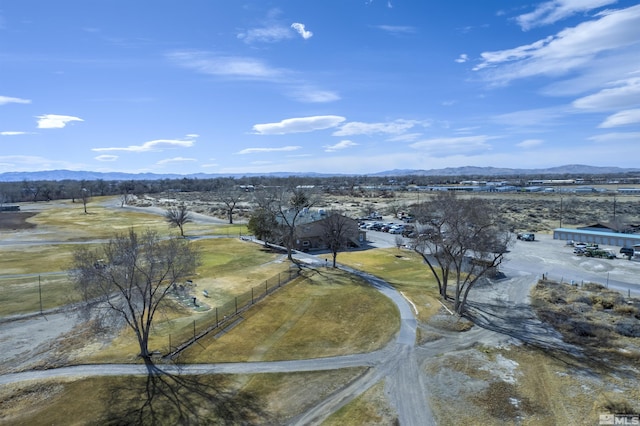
216,185,243,224
70,229,200,360
165,204,192,237
320,211,359,267
412,192,512,315
260,185,318,261
80,187,90,214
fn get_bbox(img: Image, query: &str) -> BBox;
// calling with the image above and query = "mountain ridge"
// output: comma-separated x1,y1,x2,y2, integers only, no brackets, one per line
0,164,638,182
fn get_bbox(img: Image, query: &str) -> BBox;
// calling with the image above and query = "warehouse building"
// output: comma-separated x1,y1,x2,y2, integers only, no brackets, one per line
553,227,640,248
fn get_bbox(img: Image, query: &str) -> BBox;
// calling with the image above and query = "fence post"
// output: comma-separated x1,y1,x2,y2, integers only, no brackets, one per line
193,320,196,341
265,280,268,294
235,297,238,314
169,334,171,352
251,287,254,304
216,307,218,327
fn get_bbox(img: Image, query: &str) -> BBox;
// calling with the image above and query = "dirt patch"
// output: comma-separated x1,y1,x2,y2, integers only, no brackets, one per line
0,212,37,230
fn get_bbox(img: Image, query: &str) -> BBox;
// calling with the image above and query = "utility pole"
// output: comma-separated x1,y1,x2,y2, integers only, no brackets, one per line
559,197,563,228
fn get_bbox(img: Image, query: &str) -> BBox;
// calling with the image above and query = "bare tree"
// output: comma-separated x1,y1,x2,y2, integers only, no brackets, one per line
320,211,359,267
70,229,200,360
165,204,192,237
216,184,243,224
80,187,91,214
412,192,512,315
259,185,318,261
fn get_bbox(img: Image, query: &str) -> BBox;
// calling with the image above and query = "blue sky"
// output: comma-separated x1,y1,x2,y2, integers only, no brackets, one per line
1,0,639,175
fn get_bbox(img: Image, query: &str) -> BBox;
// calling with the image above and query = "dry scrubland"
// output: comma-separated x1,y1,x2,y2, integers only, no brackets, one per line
1,192,640,424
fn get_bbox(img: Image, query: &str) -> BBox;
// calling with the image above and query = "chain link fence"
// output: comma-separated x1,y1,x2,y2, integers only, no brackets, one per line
163,268,301,359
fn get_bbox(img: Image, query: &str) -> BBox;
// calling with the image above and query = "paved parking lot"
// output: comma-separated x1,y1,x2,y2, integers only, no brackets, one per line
365,227,640,297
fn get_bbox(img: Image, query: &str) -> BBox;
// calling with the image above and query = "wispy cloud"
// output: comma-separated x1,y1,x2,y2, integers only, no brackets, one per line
333,119,428,136
92,135,196,152
516,139,544,148
288,86,340,103
253,115,346,135
167,50,285,80
237,146,302,154
237,25,293,44
573,77,640,111
516,0,617,31
455,54,468,64
588,131,640,142
376,25,416,35
410,135,496,156
0,96,31,106
95,154,118,162
157,157,197,165
475,5,640,87
36,114,83,129
599,109,640,128
291,23,313,39
324,140,358,152
1,131,29,136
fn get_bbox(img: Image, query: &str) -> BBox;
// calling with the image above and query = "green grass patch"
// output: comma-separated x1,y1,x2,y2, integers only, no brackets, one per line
182,268,400,363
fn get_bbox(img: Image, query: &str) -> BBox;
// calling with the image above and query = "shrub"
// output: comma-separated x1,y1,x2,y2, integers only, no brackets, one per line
583,282,606,292
615,319,640,338
614,304,639,316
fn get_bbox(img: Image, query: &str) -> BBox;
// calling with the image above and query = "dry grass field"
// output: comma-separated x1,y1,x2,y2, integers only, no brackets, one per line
2,191,640,424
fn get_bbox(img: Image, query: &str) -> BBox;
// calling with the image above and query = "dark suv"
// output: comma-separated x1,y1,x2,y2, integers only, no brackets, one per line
620,247,635,258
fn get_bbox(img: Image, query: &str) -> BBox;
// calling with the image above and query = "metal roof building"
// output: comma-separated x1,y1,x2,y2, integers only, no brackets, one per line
553,227,640,248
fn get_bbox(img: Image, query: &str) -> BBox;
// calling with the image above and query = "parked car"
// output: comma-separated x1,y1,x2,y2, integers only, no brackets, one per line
517,233,535,241
620,247,635,257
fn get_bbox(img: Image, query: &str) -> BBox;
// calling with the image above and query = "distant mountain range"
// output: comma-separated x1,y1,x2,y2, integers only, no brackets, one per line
0,165,638,182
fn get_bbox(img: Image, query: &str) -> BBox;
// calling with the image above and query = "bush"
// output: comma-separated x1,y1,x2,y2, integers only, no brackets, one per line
583,282,606,292
615,319,640,338
613,304,639,316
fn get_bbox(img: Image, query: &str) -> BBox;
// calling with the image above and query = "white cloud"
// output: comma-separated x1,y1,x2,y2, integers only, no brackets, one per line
0,155,81,171
516,0,617,31
0,96,31,105
36,114,83,129
573,77,640,110
1,131,29,136
324,140,358,152
157,157,197,165
376,25,416,35
333,119,428,136
387,133,422,142
289,87,340,103
517,139,544,148
237,146,302,154
475,5,640,85
253,115,346,135
93,135,196,152
455,54,468,64
95,155,118,162
409,135,496,156
238,25,292,43
167,50,285,80
599,109,640,128
291,23,313,39
588,131,640,142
